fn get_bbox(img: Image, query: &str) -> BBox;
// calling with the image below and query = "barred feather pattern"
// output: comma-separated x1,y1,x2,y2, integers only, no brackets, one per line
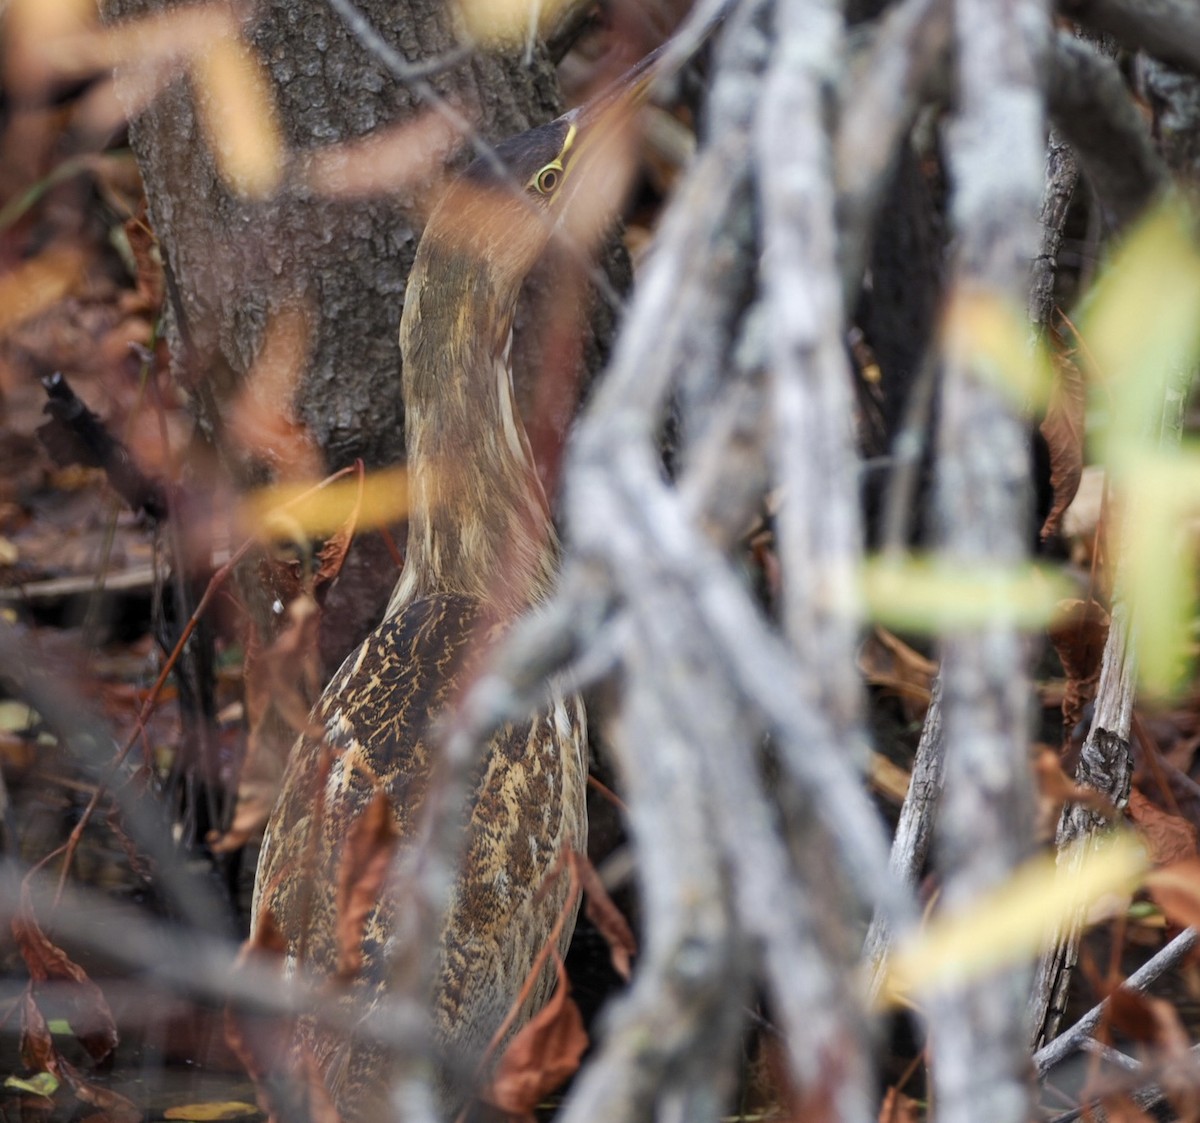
253,593,587,1119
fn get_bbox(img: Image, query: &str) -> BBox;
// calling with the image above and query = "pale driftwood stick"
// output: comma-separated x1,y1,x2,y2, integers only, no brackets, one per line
922,2,1048,1122
862,674,945,984
1044,1034,1200,1123
754,0,876,1113
1059,0,1200,78
1035,927,1200,1075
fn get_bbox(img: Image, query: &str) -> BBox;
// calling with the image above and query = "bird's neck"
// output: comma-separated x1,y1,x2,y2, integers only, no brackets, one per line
388,247,558,621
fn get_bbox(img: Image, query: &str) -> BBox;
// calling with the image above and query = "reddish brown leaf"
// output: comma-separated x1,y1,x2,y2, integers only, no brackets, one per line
1144,857,1200,929
20,990,57,1074
1034,746,1118,840
1107,986,1162,1043
1099,1096,1155,1123
857,627,936,722
225,905,305,1123
212,594,322,852
1039,341,1087,541
575,851,636,982
314,461,364,589
485,953,588,1118
1129,789,1199,865
336,791,399,978
55,1056,141,1123
13,885,118,1063
1048,599,1110,744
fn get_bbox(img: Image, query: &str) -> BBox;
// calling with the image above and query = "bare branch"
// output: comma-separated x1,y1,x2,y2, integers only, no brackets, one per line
1034,927,1199,1078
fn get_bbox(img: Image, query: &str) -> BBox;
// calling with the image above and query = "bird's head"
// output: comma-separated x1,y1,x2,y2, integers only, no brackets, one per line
413,110,591,298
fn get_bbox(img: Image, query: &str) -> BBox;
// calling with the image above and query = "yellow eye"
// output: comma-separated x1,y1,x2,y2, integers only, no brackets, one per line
533,162,563,195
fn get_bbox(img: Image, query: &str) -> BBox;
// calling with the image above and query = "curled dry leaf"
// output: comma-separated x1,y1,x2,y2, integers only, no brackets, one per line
484,952,587,1119
336,790,399,978
0,247,88,340
13,883,118,1063
212,591,323,853
857,627,936,722
315,462,364,591
1128,788,1199,866
1144,857,1200,929
1034,746,1119,841
225,905,302,1123
574,851,636,982
1039,337,1087,541
1049,599,1110,744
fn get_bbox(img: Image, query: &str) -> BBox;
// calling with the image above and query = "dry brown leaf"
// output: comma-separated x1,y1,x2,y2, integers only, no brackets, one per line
1049,599,1110,743
20,990,57,1075
1144,857,1200,929
575,851,636,982
13,884,118,1063
1034,746,1119,840
1107,985,1165,1043
163,1101,257,1120
484,953,587,1118
0,247,87,340
1129,789,1199,865
55,1055,141,1123
1039,340,1087,540
336,791,399,978
315,463,364,590
857,628,936,721
1098,1095,1155,1123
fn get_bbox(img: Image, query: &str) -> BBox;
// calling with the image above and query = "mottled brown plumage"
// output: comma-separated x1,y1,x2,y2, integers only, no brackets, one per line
252,116,591,1120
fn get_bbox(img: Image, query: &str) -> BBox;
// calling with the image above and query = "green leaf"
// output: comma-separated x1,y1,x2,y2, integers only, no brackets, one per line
4,1072,59,1097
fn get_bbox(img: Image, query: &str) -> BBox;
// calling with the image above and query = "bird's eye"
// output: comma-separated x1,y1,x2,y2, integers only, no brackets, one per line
532,163,562,195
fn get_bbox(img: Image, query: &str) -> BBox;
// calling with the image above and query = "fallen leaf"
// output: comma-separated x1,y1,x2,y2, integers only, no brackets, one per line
1039,337,1087,540
13,884,118,1063
164,1101,258,1120
1048,599,1110,744
314,462,364,590
4,1071,59,1097
575,851,636,982
1129,788,1198,865
1144,857,1200,928
1034,747,1118,841
19,991,56,1075
336,791,399,978
857,628,936,722
485,952,587,1118
0,247,87,339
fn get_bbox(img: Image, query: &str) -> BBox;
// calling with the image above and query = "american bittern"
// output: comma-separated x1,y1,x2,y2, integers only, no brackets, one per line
250,93,631,1120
